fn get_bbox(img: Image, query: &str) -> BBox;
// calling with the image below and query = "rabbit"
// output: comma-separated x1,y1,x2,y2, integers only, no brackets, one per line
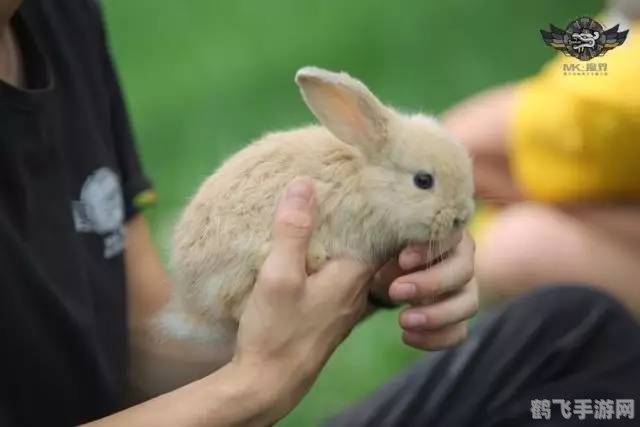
157,66,474,363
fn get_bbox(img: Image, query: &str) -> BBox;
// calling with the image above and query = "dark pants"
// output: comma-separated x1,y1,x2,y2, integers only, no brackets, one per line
327,286,640,426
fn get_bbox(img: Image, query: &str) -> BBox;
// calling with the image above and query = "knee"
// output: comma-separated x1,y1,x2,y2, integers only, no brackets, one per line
475,203,577,298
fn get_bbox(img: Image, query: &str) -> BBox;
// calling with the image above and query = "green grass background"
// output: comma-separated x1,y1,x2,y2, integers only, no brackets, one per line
102,1,601,424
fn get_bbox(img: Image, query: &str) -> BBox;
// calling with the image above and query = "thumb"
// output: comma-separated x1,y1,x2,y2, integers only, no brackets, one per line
269,176,316,272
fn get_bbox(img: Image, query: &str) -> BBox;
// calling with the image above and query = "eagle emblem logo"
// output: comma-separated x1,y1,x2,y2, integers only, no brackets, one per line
540,16,628,61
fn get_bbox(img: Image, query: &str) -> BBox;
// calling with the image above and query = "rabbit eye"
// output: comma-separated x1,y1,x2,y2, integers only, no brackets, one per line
413,171,434,190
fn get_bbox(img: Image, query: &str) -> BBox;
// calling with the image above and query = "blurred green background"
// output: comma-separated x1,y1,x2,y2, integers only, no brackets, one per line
102,0,601,424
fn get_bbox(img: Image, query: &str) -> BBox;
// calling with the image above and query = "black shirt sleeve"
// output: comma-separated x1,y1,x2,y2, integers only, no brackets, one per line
90,0,156,220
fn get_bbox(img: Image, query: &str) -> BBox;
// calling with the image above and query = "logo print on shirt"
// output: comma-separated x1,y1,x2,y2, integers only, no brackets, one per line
72,167,125,258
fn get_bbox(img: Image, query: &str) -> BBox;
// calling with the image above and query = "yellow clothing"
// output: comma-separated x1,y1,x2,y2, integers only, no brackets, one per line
509,21,640,202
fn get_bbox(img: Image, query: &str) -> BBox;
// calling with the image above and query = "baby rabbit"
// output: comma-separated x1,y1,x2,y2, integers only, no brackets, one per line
159,66,474,360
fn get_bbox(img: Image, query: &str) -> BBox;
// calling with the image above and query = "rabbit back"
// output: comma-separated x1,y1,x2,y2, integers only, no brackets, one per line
166,126,367,337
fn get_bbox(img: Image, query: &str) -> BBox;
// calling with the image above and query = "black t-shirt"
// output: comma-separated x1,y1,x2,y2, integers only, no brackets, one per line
0,0,153,425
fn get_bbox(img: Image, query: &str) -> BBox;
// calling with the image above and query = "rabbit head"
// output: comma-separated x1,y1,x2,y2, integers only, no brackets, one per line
296,67,474,247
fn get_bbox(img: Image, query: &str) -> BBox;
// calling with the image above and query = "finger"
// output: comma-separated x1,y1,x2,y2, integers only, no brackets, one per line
262,177,316,288
398,231,463,271
389,233,475,302
402,323,468,351
398,279,478,331
373,243,443,297
397,244,430,271
371,257,405,292
376,232,467,295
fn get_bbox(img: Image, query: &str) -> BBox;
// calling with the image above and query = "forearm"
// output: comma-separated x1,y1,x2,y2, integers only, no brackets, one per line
85,362,280,427
441,84,521,203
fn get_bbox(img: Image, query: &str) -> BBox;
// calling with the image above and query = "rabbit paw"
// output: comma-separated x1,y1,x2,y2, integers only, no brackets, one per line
258,239,327,274
306,239,328,273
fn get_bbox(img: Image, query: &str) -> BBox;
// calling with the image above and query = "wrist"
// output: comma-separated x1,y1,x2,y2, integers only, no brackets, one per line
196,361,281,426
228,351,319,420
212,358,297,425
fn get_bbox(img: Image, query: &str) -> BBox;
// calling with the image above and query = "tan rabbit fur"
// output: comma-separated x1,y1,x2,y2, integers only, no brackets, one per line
159,66,474,350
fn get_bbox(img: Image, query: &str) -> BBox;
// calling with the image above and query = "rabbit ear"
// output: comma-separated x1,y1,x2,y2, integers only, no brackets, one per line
295,66,389,156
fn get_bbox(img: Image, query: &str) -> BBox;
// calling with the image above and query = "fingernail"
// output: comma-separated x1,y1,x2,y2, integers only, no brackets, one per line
391,283,416,300
403,312,426,328
285,178,313,207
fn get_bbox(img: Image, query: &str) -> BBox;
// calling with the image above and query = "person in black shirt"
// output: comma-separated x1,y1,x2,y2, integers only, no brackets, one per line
0,0,481,425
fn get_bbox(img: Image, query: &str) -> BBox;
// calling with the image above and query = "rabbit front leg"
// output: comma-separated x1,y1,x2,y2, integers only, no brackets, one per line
225,239,323,320
258,238,327,274
306,238,328,273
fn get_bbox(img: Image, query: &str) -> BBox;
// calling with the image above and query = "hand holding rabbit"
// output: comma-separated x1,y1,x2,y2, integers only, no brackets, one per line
232,177,373,422
369,231,477,350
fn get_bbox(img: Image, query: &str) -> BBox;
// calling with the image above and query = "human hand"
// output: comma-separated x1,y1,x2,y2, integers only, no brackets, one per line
231,177,373,421
370,231,478,350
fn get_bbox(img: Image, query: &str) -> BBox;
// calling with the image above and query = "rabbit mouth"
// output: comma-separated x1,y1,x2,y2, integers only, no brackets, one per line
410,219,462,244
410,229,463,262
